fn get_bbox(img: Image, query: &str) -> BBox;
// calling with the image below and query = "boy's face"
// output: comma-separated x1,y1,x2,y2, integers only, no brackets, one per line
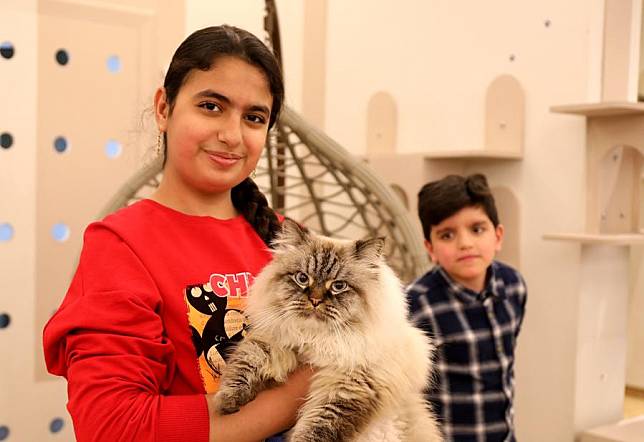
425,205,504,292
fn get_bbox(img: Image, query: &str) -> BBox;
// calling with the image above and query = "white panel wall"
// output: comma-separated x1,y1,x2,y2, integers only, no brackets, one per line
1,2,75,440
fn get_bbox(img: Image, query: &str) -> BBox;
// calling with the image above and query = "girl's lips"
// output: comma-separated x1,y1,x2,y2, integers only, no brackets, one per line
205,151,244,167
457,255,479,261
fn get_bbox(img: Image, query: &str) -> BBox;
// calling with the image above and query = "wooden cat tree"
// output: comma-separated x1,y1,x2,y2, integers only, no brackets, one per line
544,0,644,439
366,73,525,270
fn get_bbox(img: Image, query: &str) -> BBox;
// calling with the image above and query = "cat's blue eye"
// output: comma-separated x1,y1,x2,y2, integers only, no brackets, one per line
293,271,310,287
330,280,348,294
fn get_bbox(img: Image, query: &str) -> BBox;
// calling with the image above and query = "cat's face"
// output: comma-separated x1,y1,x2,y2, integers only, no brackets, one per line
266,220,384,325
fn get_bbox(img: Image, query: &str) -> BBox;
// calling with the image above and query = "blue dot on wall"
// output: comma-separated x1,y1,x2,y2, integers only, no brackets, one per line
106,55,121,73
54,136,68,153
50,418,64,433
0,313,10,329
105,139,122,158
0,132,13,149
51,223,70,242
56,49,69,66
0,41,14,59
0,425,9,441
0,223,14,242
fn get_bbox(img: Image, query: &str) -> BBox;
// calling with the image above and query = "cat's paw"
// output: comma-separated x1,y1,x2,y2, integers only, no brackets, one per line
213,382,257,415
212,388,242,415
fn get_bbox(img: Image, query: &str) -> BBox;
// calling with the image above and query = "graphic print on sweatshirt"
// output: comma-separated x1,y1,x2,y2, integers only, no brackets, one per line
185,271,254,393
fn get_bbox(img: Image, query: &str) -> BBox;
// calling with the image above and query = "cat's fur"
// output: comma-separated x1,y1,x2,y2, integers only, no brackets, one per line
213,220,442,441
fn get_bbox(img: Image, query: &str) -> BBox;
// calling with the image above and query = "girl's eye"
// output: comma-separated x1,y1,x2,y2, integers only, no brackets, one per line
199,102,221,112
245,114,267,125
330,281,348,293
439,232,454,241
293,271,309,287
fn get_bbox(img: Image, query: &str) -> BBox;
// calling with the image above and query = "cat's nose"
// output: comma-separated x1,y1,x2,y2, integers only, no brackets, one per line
309,297,322,307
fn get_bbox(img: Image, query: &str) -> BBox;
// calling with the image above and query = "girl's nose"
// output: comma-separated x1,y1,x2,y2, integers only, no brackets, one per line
217,114,242,147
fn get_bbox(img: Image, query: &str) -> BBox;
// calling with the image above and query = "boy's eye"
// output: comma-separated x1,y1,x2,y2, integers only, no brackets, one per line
472,225,487,234
438,232,454,240
293,271,310,287
330,280,348,294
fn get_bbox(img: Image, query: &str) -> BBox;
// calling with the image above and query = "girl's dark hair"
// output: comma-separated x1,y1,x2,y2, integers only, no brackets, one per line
161,25,282,246
417,173,499,241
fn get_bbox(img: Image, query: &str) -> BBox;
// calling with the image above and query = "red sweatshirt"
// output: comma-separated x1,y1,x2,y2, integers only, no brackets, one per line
43,199,273,442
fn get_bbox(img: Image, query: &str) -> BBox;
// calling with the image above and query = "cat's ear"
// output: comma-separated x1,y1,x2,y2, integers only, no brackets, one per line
276,218,310,247
353,237,385,262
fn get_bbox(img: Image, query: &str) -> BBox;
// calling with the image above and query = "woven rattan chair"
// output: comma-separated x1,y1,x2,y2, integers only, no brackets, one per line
99,106,429,283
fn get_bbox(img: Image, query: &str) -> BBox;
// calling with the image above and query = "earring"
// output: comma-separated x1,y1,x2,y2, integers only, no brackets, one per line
250,169,257,179
156,131,163,156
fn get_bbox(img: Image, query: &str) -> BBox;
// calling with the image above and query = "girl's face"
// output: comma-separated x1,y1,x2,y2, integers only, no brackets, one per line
154,56,273,197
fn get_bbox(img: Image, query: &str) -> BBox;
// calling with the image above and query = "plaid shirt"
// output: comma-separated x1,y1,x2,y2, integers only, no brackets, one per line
406,261,527,442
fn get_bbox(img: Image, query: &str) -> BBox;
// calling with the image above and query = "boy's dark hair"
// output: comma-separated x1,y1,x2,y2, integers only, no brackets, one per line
418,174,499,241
161,25,283,246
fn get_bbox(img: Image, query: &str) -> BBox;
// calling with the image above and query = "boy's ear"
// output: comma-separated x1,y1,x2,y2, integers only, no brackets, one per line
154,87,169,132
424,239,437,263
494,224,505,252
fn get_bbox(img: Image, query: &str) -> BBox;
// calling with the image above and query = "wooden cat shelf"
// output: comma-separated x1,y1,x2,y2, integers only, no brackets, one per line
424,74,524,160
544,101,644,245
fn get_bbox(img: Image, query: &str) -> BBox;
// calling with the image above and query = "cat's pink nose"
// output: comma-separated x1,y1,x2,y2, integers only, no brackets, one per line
309,297,322,307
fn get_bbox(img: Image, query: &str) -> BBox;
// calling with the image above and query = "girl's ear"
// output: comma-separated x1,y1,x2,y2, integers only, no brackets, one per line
154,87,169,132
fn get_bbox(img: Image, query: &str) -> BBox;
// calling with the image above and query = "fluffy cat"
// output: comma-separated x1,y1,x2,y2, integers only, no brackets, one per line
213,220,442,442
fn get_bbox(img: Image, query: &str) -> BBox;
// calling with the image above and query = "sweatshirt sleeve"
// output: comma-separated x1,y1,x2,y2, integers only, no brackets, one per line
42,224,209,442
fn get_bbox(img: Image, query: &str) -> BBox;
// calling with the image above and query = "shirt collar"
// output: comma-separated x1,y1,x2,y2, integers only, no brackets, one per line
436,262,503,303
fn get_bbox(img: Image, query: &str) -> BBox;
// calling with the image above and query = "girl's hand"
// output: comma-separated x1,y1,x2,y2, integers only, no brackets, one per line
207,365,314,442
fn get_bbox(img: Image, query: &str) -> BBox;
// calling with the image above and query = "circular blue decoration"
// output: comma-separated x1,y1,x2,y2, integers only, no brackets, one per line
51,223,70,242
0,41,14,59
56,49,69,66
50,418,64,433
0,313,9,329
54,136,68,153
106,55,121,73
104,139,122,158
0,132,13,149
0,426,9,441
0,223,13,241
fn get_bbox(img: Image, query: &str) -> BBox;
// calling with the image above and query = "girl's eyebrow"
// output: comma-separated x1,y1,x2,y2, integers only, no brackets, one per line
194,89,270,116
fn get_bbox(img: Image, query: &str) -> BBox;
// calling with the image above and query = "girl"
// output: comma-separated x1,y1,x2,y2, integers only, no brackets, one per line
43,25,311,442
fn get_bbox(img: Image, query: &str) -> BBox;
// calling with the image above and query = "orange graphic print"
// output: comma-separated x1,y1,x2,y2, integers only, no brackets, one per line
184,272,253,393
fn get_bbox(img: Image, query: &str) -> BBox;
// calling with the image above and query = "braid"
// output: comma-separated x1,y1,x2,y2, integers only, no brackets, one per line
231,178,281,246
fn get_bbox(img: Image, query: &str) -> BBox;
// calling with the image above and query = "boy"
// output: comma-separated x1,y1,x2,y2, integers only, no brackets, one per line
406,173,527,442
